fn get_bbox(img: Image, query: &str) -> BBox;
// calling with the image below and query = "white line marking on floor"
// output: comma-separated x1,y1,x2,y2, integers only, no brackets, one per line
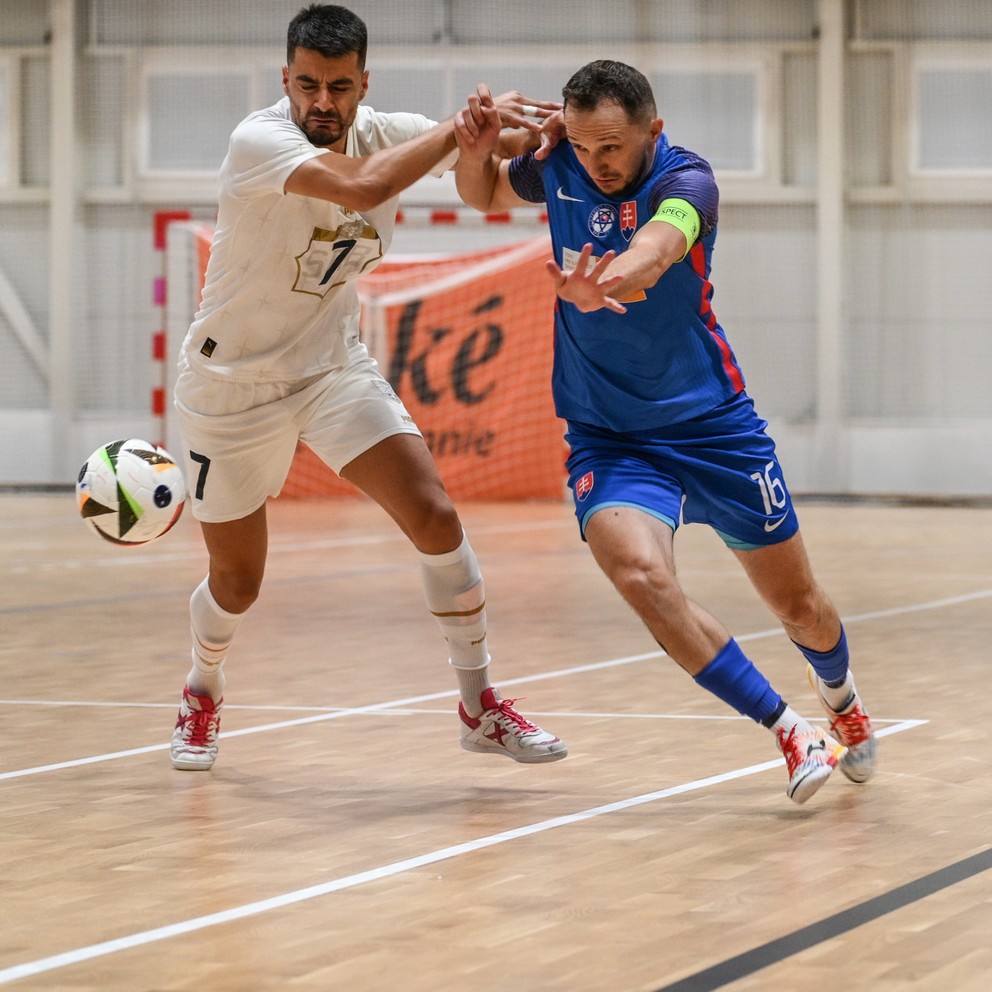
1,579,975,780
0,719,923,986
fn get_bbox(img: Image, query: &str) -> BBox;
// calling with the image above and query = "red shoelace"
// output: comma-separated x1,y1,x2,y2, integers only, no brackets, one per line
829,704,872,747
177,700,220,746
490,697,537,732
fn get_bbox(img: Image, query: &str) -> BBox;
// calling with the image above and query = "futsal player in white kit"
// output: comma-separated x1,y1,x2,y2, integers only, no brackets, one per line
170,3,567,770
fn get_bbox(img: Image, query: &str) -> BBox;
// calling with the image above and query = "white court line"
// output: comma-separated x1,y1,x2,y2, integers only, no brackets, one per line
0,700,359,711
0,719,925,986
0,699,922,723
0,689,458,781
829,587,992,623
9,517,574,572
0,653,665,781
2,583,985,782
0,706,919,782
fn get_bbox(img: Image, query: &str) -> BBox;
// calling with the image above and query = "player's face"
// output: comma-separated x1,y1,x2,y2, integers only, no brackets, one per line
283,48,369,152
564,100,663,197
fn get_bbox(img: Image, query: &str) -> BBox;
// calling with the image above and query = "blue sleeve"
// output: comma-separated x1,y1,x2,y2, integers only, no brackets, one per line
507,153,547,203
647,148,719,239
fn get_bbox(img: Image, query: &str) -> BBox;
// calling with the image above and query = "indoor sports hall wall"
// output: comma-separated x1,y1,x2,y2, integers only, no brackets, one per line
1,0,991,496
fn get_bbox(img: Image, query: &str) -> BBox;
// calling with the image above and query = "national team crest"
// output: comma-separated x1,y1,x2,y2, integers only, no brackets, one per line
575,471,595,501
588,205,616,239
620,201,637,242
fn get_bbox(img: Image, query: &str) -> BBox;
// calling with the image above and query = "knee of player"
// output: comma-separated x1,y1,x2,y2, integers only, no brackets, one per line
208,569,263,614
767,584,823,629
407,495,463,551
611,558,680,612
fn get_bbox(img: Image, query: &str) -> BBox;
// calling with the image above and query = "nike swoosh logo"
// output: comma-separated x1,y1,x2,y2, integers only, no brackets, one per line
556,186,584,202
764,513,789,532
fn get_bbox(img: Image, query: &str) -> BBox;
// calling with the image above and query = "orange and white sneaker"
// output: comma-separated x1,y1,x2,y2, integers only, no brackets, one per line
807,665,877,783
459,688,567,764
170,684,222,771
776,721,846,804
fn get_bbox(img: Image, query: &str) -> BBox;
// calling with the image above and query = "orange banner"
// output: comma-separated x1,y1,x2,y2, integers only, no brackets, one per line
283,236,566,501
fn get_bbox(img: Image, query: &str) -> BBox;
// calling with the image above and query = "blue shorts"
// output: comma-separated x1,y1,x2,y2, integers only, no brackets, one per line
564,393,799,550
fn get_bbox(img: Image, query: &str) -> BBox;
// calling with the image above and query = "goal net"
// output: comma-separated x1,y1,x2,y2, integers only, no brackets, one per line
163,222,567,501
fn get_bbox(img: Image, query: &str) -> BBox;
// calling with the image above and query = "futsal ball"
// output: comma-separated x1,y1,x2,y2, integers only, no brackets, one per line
76,438,187,546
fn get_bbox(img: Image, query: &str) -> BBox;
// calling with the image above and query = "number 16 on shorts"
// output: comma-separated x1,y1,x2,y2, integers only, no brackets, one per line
750,460,788,525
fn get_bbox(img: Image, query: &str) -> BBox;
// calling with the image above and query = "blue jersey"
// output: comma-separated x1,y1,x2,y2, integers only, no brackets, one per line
509,134,745,431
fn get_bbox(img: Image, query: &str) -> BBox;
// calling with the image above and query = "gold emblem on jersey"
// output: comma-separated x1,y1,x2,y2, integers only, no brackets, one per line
292,223,383,298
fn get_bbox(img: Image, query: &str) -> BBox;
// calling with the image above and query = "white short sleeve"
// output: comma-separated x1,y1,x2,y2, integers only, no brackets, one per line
226,105,330,199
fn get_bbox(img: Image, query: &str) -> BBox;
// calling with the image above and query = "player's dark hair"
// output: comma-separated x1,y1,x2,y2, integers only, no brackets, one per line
287,4,368,67
562,60,656,123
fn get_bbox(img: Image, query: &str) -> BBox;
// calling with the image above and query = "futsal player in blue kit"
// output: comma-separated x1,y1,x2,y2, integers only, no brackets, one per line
453,60,876,803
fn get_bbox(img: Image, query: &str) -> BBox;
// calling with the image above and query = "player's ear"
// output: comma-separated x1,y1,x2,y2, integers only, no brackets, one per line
360,69,369,102
282,65,290,95
650,117,664,140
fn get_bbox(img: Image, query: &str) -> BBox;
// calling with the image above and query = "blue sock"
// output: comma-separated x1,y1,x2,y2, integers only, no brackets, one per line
794,625,849,685
693,639,783,725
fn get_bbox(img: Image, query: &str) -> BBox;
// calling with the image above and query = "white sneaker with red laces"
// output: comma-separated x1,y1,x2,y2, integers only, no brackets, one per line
171,684,222,771
807,664,877,783
459,688,567,764
776,721,846,804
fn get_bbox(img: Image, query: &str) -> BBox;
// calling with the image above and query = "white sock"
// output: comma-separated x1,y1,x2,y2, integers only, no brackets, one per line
817,670,856,712
186,577,243,702
769,705,808,741
417,532,493,713
454,666,495,717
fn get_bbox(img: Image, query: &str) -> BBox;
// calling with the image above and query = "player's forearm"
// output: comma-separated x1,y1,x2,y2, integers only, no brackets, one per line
346,120,458,210
455,153,502,212
604,226,687,299
288,120,457,211
495,127,540,160
602,250,670,301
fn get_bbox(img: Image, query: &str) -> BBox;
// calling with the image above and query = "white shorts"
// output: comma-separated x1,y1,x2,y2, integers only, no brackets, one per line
174,351,421,522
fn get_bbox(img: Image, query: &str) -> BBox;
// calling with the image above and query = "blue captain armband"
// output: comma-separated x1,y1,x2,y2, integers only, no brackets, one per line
649,198,700,260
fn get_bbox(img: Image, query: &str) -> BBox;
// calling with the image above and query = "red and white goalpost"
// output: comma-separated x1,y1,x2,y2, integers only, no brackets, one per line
156,213,568,501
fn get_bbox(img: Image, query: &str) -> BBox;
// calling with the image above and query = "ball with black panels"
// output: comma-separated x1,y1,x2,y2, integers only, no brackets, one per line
76,438,187,546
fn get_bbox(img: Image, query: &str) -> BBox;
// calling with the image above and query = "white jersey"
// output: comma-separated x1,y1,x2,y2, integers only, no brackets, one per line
180,97,450,383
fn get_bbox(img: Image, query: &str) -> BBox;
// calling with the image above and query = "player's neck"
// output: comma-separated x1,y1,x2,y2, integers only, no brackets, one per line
616,143,658,200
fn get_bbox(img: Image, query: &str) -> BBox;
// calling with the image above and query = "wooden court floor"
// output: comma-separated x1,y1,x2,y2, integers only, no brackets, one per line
1,492,990,991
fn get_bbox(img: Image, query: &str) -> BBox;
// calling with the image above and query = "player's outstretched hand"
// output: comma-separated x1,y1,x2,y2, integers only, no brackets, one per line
546,244,627,314
490,89,562,132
